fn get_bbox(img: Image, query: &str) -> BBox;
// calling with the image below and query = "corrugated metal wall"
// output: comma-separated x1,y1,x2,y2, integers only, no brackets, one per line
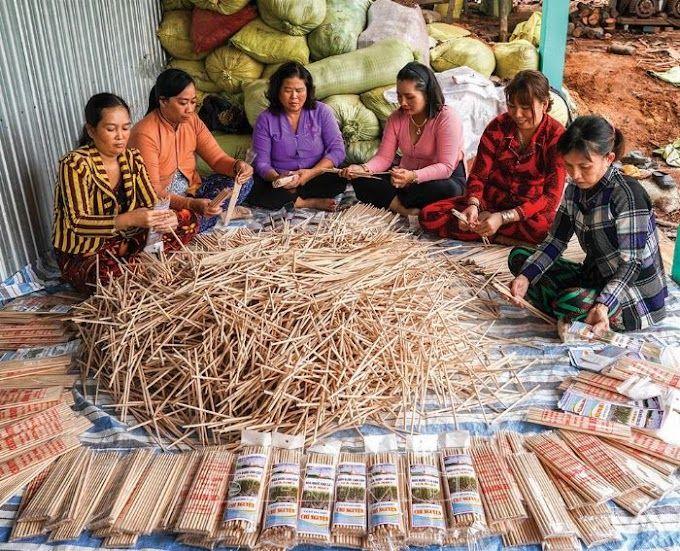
0,0,166,280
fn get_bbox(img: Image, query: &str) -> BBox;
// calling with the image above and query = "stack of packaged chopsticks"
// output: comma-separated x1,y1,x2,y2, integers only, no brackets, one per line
0,341,80,389
9,428,677,550
0,387,92,510
0,293,80,351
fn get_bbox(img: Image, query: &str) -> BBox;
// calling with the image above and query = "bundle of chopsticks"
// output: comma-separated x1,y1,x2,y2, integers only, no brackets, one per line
0,341,80,389
0,386,92,510
8,427,678,550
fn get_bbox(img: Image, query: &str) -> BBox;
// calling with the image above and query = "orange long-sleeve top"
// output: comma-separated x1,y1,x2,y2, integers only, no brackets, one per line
129,110,236,206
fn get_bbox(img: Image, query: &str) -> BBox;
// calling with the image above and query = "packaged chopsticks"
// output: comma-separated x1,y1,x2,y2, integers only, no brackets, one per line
506,452,578,541
220,431,272,548
470,436,526,532
365,434,407,550
524,432,617,504
297,442,339,544
161,450,202,531
558,430,646,495
525,407,632,440
331,452,367,549
403,435,445,546
570,505,621,548
9,463,53,541
439,431,487,537
258,432,304,548
615,429,680,467
175,446,234,537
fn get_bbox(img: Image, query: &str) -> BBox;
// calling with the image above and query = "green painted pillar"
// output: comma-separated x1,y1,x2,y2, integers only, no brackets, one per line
539,0,570,89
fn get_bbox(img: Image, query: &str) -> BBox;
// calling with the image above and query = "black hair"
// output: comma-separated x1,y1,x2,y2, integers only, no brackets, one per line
396,62,445,119
266,62,317,114
505,70,553,115
146,68,195,115
557,115,626,161
77,93,130,147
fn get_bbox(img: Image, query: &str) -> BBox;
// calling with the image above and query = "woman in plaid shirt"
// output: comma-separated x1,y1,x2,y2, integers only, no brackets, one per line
509,116,668,333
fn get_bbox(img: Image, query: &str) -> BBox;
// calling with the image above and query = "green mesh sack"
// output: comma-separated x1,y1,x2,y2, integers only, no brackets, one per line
360,85,398,126
430,36,495,77
205,46,264,93
243,79,270,127
308,38,415,99
231,19,310,65
157,11,207,61
163,0,193,10
168,59,221,93
308,0,371,61
258,0,327,36
345,140,380,165
510,11,542,47
190,0,250,16
323,95,380,143
493,39,539,80
197,133,253,175
262,63,283,79
427,22,471,44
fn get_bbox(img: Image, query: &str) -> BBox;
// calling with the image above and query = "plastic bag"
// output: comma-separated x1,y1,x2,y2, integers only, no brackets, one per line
167,59,219,93
190,5,258,53
196,133,253,175
308,0,372,61
331,452,367,548
162,0,193,9
258,0,327,36
198,95,250,134
243,79,269,127
493,39,539,80
157,10,207,61
431,37,496,77
346,140,380,165
358,0,430,64
205,45,263,93
190,0,250,16
231,18,310,65
308,38,415,99
510,11,542,47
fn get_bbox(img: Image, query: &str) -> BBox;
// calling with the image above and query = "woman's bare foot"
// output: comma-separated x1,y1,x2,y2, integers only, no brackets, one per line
295,197,337,211
388,197,419,217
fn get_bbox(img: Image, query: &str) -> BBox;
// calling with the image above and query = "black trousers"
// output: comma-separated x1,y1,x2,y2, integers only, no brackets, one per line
352,161,466,210
246,172,347,210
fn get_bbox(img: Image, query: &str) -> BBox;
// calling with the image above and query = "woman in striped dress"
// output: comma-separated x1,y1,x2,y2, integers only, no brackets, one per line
52,93,197,293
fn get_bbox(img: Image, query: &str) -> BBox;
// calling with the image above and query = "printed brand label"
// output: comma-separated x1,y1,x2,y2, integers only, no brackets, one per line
264,462,300,529
332,462,367,530
368,463,400,528
298,463,335,537
409,463,445,529
224,453,266,526
443,454,483,517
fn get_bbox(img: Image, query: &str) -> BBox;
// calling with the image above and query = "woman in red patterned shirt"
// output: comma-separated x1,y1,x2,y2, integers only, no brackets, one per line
419,70,566,245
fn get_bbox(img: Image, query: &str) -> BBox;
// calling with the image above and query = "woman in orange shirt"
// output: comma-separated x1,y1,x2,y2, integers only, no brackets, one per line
129,69,254,231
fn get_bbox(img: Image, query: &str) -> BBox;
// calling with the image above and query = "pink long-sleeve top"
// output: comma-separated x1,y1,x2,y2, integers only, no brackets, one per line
364,105,464,183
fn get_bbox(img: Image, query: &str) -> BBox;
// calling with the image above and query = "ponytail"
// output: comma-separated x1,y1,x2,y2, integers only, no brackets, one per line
557,115,626,161
146,85,160,115
77,125,92,147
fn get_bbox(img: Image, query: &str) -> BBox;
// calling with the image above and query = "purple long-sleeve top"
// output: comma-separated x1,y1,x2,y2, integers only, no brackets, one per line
252,102,346,178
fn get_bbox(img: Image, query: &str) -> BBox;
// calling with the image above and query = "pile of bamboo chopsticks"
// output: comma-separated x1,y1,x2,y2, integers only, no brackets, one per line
8,428,678,550
72,204,536,447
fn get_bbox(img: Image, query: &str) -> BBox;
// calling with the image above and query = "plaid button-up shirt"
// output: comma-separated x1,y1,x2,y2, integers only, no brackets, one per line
521,167,668,331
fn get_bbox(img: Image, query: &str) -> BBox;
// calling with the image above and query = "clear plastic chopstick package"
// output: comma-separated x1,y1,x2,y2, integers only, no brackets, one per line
331,452,367,549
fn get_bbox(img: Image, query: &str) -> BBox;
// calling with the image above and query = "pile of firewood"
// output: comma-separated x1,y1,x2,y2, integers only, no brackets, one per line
568,3,617,39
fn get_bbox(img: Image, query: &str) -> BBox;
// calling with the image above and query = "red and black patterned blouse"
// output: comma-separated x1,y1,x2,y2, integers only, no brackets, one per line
466,112,566,221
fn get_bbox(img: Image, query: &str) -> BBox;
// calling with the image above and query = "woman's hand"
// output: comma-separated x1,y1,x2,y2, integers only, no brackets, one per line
189,198,222,217
509,275,529,306
234,160,254,184
390,168,416,189
585,303,610,336
459,204,479,231
339,165,368,179
475,212,503,238
115,208,178,232
291,168,315,187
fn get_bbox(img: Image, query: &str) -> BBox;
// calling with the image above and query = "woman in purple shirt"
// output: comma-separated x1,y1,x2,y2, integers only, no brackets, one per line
248,62,347,211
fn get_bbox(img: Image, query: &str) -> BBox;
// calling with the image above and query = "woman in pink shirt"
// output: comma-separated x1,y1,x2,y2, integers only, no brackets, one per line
342,62,465,215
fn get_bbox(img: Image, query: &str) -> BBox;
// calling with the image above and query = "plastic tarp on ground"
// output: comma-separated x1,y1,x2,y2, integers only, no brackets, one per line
384,66,506,160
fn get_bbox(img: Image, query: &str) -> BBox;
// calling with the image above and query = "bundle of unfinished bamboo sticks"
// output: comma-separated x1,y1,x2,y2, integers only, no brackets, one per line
73,204,535,447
